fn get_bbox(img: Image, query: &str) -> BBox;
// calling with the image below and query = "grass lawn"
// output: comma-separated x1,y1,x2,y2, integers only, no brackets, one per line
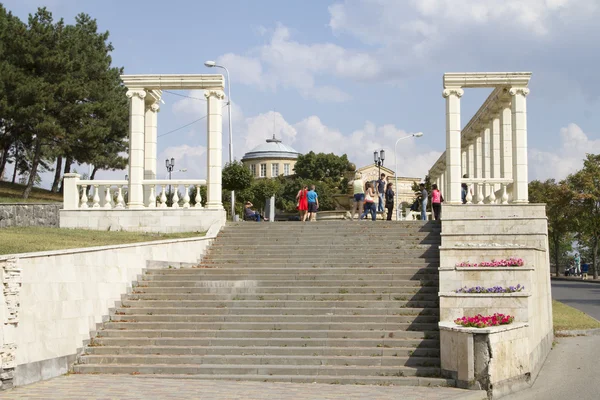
0,227,204,255
0,181,62,203
553,300,600,331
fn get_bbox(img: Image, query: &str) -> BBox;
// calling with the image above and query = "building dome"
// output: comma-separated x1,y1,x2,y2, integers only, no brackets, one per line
241,135,300,161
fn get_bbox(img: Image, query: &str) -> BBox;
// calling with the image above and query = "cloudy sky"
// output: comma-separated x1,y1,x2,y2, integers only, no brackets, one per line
4,0,600,184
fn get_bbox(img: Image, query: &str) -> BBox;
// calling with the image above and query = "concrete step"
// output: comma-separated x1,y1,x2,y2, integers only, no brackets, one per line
78,354,439,368
91,337,441,348
72,363,442,378
146,266,439,275
103,321,439,331
131,286,438,295
113,307,439,316
136,280,438,288
109,314,440,324
125,293,437,302
85,345,440,358
120,300,439,309
96,329,440,340
140,274,439,282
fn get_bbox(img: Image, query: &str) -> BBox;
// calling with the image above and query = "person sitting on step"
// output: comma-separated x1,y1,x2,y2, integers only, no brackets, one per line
244,201,266,222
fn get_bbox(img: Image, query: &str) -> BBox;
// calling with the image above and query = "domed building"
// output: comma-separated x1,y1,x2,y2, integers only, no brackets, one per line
241,135,301,178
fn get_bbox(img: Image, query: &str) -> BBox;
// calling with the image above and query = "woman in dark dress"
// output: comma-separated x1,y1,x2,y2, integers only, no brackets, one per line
385,182,394,221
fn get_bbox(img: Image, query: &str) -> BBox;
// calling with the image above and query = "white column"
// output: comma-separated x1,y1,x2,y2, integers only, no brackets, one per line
474,134,483,203
62,173,81,210
443,88,464,204
205,89,225,209
510,87,529,203
482,123,491,198
467,142,474,178
500,105,513,180
441,170,446,199
461,150,467,179
126,89,147,209
490,114,501,193
144,101,160,205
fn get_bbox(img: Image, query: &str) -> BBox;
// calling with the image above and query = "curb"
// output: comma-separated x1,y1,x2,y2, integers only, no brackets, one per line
556,328,600,337
551,277,600,285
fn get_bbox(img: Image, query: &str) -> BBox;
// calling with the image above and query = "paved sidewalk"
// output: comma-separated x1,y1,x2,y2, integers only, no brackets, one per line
0,376,487,400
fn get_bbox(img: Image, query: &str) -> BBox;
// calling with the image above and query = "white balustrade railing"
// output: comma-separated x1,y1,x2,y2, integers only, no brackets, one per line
73,179,206,210
462,178,513,205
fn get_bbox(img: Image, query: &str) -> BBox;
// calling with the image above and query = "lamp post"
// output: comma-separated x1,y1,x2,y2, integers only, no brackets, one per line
166,158,175,206
374,149,385,179
394,132,424,220
205,60,235,220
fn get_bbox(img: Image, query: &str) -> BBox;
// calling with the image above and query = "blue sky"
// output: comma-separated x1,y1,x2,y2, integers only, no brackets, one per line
4,0,600,184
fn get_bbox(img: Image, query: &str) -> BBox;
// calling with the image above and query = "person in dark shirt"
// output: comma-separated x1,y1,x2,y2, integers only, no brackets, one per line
376,173,386,213
385,182,394,221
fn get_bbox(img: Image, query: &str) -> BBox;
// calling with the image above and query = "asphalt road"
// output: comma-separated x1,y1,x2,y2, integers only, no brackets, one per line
551,280,600,321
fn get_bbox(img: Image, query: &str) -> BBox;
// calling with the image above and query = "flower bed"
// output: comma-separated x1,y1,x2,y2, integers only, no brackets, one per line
455,258,524,268
454,313,515,328
455,284,524,294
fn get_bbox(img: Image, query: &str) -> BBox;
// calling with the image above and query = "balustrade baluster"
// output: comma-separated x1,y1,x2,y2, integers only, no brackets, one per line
194,185,203,208
103,186,112,209
116,186,125,209
172,185,180,209
488,184,497,204
501,183,509,204
148,185,156,208
80,185,89,209
183,185,190,208
476,184,484,204
466,185,473,204
160,188,167,208
92,185,100,208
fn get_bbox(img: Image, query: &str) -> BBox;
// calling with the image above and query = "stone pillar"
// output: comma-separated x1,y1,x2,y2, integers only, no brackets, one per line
461,150,467,179
467,142,474,178
62,173,81,210
144,101,160,205
482,124,491,198
510,87,530,203
490,114,501,193
441,170,446,198
205,89,225,209
474,134,482,203
126,89,147,209
500,105,513,180
443,88,464,204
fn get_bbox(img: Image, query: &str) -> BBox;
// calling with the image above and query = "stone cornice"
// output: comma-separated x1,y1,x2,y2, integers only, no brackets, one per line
121,74,225,90
443,72,532,88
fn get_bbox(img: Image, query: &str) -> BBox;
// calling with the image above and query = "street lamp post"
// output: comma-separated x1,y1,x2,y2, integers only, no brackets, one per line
166,158,175,206
205,60,235,220
394,132,424,220
374,150,385,179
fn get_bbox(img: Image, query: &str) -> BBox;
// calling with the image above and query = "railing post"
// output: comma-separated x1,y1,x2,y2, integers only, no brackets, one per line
62,173,81,210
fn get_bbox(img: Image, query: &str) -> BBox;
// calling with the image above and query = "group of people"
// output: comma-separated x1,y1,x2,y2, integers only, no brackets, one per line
416,183,443,221
351,172,396,221
296,185,320,222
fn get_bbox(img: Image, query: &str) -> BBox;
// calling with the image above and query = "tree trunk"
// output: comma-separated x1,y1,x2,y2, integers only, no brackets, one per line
11,152,18,184
90,165,98,180
59,156,73,193
51,156,63,192
593,237,598,280
0,141,11,179
22,139,42,200
553,235,560,277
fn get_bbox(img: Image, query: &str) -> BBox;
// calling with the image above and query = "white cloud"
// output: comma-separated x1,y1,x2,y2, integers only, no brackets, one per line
159,144,207,180
529,123,600,181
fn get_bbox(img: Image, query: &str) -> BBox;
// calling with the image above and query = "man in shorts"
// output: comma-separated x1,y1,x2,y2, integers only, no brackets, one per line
307,185,319,222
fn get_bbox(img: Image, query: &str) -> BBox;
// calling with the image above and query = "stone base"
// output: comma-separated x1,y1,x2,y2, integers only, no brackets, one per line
59,209,226,233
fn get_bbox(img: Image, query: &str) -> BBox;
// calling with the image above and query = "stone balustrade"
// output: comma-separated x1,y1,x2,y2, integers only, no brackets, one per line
63,174,206,210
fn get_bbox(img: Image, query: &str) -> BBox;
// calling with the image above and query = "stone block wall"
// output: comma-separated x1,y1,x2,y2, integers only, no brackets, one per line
0,227,219,389
439,204,553,398
0,204,62,228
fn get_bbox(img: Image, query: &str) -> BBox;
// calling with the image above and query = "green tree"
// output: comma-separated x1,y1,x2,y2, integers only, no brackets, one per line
293,151,350,181
566,154,600,279
529,179,576,276
222,161,253,192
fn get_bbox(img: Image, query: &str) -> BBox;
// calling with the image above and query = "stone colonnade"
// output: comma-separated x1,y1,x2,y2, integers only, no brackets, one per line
429,73,532,205
121,75,226,210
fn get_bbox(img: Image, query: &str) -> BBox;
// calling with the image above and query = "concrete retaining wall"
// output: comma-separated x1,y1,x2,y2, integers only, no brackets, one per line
0,224,220,389
0,203,61,228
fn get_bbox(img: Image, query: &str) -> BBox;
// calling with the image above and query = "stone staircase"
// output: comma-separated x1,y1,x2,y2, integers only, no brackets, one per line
74,221,450,386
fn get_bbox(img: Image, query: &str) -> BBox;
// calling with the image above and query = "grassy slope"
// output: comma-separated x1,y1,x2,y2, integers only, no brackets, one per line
0,227,204,255
553,300,600,331
0,181,62,203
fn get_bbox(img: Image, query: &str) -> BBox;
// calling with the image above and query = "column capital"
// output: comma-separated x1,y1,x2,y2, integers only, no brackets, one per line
443,87,464,98
147,103,160,113
126,89,147,99
509,87,530,97
204,89,225,100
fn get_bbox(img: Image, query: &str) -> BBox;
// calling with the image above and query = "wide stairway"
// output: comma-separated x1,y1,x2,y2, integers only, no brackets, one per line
75,221,450,386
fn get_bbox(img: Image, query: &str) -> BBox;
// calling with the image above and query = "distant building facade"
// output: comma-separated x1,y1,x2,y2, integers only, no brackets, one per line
241,135,301,179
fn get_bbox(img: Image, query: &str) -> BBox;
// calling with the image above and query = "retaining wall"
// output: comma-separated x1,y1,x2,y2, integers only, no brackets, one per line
0,203,61,228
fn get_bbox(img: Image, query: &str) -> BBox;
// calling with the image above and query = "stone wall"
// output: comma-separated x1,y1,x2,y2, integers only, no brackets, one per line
0,204,61,228
438,204,553,398
0,223,220,389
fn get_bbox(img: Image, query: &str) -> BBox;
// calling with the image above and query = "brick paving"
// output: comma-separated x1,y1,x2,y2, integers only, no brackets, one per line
0,376,486,400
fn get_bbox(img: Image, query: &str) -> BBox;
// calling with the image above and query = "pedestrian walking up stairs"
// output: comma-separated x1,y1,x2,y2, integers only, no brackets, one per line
75,221,450,386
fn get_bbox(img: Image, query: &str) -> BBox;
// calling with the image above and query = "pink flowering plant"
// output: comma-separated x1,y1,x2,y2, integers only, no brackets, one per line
455,258,525,268
454,313,514,328
455,284,524,294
